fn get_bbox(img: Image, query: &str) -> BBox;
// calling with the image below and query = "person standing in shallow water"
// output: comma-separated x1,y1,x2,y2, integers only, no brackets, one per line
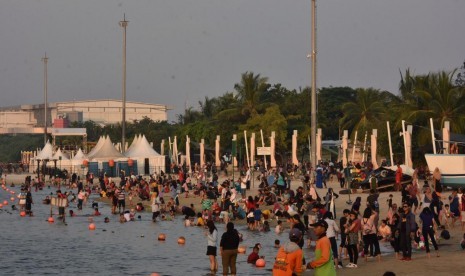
220,222,240,276
206,220,218,273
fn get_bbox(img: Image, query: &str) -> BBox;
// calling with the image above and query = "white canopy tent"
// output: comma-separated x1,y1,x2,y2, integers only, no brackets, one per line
88,136,125,161
34,141,54,160
124,135,165,174
52,148,69,161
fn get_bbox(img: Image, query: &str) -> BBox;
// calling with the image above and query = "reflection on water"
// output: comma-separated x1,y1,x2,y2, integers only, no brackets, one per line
0,186,314,275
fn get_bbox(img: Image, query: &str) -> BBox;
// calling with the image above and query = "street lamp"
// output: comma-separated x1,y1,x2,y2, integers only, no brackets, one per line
119,14,129,154
42,53,48,146
310,0,318,169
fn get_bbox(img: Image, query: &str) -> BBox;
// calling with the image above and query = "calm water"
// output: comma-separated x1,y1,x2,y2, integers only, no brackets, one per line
0,185,314,276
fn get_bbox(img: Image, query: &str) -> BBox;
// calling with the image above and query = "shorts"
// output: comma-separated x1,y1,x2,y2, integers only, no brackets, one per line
409,197,419,207
452,209,460,217
206,246,217,256
247,217,255,224
340,234,347,247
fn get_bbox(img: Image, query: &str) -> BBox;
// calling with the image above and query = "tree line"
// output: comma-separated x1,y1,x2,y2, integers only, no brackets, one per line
2,67,465,166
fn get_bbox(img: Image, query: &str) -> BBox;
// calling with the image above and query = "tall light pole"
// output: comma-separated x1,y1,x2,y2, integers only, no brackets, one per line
310,0,318,168
42,53,48,146
119,14,128,153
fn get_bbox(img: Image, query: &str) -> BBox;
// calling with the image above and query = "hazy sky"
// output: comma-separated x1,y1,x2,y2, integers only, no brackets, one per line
1,0,464,121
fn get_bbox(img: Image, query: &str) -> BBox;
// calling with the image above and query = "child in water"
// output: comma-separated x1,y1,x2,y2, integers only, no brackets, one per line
247,246,261,264
275,220,283,234
262,220,270,232
185,215,192,227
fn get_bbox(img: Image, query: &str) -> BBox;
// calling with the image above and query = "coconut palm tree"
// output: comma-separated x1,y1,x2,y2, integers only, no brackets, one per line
234,71,270,117
339,88,387,135
399,70,465,134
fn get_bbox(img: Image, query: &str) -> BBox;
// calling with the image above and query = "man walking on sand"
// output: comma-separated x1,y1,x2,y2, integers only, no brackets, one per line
398,203,416,261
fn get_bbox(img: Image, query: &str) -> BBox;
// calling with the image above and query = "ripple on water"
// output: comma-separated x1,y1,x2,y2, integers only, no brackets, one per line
0,185,299,275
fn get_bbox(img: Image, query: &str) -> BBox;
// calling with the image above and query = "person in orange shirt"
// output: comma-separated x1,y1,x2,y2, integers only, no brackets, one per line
272,228,303,276
307,220,336,276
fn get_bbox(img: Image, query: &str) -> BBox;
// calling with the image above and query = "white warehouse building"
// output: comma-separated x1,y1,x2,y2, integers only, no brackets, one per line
0,99,169,128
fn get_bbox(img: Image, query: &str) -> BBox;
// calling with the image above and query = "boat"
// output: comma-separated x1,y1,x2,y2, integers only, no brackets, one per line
424,154,465,186
425,119,465,186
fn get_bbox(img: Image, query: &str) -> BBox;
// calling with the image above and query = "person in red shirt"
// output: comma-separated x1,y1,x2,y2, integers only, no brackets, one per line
247,246,261,264
395,164,403,191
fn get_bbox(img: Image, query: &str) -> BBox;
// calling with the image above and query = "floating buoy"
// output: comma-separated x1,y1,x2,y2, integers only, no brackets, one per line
3,200,8,205
238,245,246,254
158,233,166,241
177,236,186,245
10,197,15,202
20,211,26,217
10,191,15,194
150,273,161,276
48,217,55,223
0,203,3,208
88,223,96,230
256,258,266,267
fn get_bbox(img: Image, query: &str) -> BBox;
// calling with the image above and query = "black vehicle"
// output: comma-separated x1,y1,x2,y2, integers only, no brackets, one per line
353,166,412,191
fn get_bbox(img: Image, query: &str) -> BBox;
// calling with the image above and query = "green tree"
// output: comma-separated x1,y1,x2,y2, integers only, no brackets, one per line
234,71,270,117
339,88,387,136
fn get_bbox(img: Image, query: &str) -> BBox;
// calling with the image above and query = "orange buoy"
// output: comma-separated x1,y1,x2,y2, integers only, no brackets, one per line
10,197,15,202
3,200,8,205
88,223,96,230
109,159,115,167
238,245,246,254
158,233,166,241
150,273,161,276
10,191,15,194
82,159,89,167
256,258,266,267
20,211,26,217
0,203,3,208
128,158,134,166
48,217,55,223
177,236,186,245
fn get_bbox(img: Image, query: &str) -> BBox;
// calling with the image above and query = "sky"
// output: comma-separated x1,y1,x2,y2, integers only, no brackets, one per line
1,0,464,121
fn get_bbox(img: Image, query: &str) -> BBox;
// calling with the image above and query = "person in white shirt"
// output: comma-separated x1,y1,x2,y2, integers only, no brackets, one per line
324,212,341,268
206,220,218,273
245,167,251,190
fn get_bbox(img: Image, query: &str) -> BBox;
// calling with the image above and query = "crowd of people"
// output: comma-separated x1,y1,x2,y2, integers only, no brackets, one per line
4,161,465,275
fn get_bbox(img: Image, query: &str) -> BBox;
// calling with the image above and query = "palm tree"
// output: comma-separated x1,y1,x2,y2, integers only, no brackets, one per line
400,70,465,134
339,88,387,135
234,71,270,117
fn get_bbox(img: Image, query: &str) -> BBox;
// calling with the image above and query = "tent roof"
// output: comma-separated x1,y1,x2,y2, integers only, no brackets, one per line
125,135,161,158
125,134,142,156
87,136,106,159
72,148,87,161
89,136,125,161
35,141,54,160
52,148,69,160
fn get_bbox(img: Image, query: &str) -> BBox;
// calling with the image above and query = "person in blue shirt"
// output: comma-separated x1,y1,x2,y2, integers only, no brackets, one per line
418,207,439,258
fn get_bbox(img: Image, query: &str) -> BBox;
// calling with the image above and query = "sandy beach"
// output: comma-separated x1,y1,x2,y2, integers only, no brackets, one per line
4,172,465,275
